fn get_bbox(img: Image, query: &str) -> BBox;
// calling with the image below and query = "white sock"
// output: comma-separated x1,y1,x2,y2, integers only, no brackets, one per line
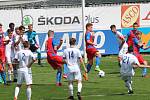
8,70,12,81
96,66,99,68
68,83,73,96
14,87,20,99
26,87,31,100
78,82,82,93
125,81,132,91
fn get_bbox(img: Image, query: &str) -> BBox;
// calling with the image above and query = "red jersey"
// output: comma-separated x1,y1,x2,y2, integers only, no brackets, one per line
46,37,56,55
85,31,94,49
127,30,137,47
0,32,5,48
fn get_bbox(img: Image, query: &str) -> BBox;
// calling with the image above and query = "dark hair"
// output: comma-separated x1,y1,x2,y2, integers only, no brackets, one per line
86,23,93,29
23,41,30,48
0,23,2,26
110,24,116,29
47,30,54,37
9,23,15,27
7,29,13,34
19,25,25,31
128,46,133,53
133,22,138,26
69,38,76,46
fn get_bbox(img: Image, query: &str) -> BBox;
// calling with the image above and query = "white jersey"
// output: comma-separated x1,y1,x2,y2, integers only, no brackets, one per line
114,31,125,46
5,36,15,58
15,49,35,69
120,53,140,76
14,34,28,52
63,47,82,73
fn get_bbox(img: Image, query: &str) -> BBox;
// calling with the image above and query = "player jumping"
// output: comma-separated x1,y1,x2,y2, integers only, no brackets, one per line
46,30,66,86
110,25,128,64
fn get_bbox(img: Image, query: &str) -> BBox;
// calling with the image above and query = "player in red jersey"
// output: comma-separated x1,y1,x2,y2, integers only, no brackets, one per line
127,22,138,47
0,23,8,85
133,31,150,77
83,23,101,80
46,30,66,86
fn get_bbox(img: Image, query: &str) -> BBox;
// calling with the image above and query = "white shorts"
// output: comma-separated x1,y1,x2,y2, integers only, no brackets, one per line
67,71,82,81
6,56,13,64
17,68,32,85
119,42,128,58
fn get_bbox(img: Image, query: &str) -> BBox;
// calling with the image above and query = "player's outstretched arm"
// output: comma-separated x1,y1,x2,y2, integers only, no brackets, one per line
132,63,150,68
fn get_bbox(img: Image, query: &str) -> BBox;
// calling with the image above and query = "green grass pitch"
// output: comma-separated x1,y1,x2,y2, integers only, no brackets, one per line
0,55,150,100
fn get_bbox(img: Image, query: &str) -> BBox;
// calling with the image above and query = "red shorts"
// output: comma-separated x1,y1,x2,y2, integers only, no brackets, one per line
135,54,145,64
86,47,98,59
0,48,6,63
47,54,64,70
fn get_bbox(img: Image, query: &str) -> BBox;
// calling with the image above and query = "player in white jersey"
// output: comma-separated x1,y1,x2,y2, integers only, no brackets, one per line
14,26,28,52
5,29,15,82
120,46,150,94
63,38,87,100
110,25,128,61
14,41,36,100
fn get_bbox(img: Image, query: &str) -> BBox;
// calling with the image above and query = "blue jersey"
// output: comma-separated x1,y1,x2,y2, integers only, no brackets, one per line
26,31,37,45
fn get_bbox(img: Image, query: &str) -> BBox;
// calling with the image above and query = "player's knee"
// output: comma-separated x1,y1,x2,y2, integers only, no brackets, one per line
95,52,101,57
144,61,147,65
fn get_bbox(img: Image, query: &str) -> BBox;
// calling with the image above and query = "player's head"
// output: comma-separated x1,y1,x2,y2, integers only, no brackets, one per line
128,46,133,53
47,30,54,37
133,22,138,30
0,23,2,32
9,23,15,31
28,24,33,31
15,27,20,35
86,23,93,32
23,41,30,48
69,38,76,46
135,31,142,39
19,25,25,35
110,25,116,33
7,29,13,38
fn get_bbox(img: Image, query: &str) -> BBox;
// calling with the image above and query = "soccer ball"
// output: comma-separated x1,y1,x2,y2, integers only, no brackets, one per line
98,70,105,77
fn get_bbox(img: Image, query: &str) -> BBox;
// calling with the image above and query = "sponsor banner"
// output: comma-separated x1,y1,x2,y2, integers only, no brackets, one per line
37,30,120,58
140,3,150,27
122,27,150,52
121,5,140,28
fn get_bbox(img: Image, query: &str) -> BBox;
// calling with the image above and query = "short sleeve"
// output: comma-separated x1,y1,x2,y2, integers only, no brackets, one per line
52,39,58,46
15,52,19,60
77,49,82,58
30,51,36,60
86,32,91,41
133,55,140,65
133,38,139,45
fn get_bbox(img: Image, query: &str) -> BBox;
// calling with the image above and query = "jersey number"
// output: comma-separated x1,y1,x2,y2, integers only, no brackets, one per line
22,53,26,61
69,51,74,59
123,56,129,64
